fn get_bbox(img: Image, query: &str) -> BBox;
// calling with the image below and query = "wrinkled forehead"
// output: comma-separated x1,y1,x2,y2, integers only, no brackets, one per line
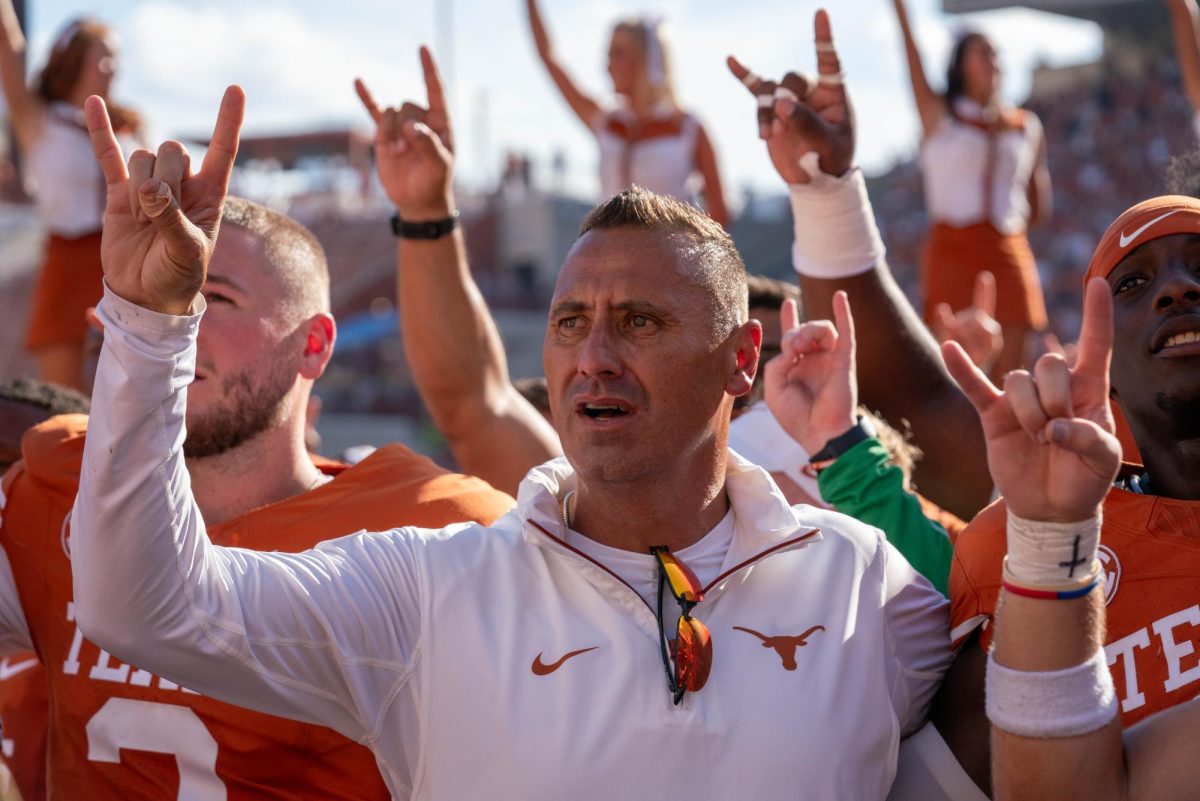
553,228,713,309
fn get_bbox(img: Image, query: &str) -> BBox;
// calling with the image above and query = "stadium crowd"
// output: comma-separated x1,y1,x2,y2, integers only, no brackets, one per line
1,0,1200,800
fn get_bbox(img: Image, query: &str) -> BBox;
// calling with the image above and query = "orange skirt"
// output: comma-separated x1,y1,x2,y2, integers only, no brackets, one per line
921,222,1047,330
24,231,104,351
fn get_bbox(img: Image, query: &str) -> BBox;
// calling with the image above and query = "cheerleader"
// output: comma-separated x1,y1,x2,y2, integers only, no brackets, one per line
525,0,728,226
892,0,1051,375
0,3,142,388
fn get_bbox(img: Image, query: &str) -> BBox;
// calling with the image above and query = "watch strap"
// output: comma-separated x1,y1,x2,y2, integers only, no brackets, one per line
809,416,876,466
391,211,459,240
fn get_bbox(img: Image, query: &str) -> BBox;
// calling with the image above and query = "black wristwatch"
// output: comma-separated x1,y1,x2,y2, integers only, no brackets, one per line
390,210,459,240
809,415,876,466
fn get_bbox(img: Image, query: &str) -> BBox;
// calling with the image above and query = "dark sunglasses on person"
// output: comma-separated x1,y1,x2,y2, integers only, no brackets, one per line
650,546,712,705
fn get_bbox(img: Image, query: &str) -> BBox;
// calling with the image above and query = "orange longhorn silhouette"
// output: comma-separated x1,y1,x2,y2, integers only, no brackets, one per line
732,625,826,671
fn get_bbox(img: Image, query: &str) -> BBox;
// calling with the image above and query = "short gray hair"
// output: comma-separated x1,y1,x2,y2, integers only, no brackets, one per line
579,186,748,336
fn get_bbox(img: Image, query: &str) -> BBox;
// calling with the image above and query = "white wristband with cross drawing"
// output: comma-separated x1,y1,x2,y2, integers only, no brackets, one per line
1004,512,1101,589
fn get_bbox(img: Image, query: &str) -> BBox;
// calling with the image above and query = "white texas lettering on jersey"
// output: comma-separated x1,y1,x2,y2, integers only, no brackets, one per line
62,603,197,694
1106,604,1200,714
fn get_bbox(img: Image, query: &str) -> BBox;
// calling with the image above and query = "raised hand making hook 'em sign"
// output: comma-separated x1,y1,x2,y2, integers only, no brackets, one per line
84,86,245,316
764,291,858,458
726,8,853,185
942,278,1121,524
354,46,456,221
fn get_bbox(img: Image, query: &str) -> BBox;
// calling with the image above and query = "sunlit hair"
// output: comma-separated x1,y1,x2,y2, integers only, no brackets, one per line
862,409,922,491
612,17,679,111
943,30,989,111
221,197,331,321
579,186,747,336
35,17,138,132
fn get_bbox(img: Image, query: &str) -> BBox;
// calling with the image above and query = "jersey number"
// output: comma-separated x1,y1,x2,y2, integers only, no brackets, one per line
86,698,226,800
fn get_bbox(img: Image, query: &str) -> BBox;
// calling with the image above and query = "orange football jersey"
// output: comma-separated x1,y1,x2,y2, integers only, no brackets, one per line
0,652,48,801
0,414,515,800
951,483,1200,727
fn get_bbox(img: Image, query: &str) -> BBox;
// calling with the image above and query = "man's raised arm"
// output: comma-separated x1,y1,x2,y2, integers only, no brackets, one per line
946,280,1134,800
69,88,421,744
356,48,561,496
727,16,990,520
967,281,1200,800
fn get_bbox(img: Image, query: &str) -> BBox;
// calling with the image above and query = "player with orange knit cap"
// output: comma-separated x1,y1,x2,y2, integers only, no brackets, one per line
939,194,1200,793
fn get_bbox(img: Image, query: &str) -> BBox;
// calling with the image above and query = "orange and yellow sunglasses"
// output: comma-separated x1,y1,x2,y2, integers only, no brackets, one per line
650,546,712,705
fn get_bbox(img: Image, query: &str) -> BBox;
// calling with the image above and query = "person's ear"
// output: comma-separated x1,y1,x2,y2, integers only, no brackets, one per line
299,314,336,380
727,321,762,398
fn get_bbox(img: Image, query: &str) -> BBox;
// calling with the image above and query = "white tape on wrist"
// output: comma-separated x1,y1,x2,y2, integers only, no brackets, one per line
986,648,1118,738
1006,511,1101,587
788,152,884,279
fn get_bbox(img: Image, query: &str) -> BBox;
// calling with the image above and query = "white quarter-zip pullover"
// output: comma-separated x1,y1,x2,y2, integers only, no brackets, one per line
71,287,953,800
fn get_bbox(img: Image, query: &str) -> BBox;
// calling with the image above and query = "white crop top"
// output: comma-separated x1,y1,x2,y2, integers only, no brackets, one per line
919,98,1042,235
594,101,701,202
26,102,106,238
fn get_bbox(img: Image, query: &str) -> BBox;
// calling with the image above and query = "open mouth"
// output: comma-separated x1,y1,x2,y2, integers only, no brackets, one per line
581,403,629,420
576,399,634,421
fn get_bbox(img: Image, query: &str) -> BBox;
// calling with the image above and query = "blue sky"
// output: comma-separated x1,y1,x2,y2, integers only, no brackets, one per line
14,0,1103,199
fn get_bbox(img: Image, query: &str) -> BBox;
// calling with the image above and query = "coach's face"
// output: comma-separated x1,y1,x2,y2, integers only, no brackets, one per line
1108,233,1200,440
545,227,757,484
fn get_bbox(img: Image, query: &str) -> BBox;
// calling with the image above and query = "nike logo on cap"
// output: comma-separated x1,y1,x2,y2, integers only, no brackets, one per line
531,647,597,676
0,657,38,681
1119,210,1183,249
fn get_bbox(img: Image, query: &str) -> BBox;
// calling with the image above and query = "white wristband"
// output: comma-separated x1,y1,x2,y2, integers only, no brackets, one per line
788,152,885,279
1006,512,1101,587
986,648,1118,738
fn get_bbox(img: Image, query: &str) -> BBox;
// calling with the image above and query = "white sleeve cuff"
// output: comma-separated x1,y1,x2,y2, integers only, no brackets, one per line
788,153,885,280
97,282,205,349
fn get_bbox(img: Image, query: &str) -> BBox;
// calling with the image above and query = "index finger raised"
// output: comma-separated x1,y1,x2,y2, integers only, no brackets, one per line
199,85,246,191
354,78,384,124
84,95,128,185
942,340,1002,413
779,298,800,333
832,290,855,358
973,271,997,317
1072,278,1114,383
726,55,765,96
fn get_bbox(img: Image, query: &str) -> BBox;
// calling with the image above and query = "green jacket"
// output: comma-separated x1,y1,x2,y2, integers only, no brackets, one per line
816,437,952,597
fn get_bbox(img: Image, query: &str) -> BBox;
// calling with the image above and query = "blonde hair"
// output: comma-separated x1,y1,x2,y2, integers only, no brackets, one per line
612,17,679,112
